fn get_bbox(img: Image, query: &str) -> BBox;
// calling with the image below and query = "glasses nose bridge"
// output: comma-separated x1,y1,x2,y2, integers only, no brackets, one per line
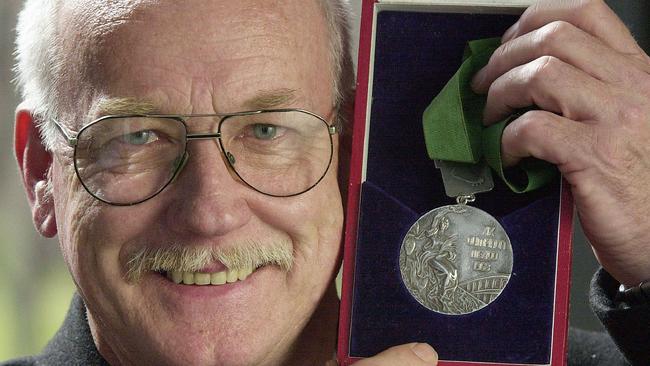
171,128,235,189
186,131,222,141
181,130,227,177
184,131,225,165
182,113,225,141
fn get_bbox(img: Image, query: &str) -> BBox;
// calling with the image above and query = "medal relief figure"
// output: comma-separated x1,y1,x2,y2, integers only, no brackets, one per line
403,212,458,311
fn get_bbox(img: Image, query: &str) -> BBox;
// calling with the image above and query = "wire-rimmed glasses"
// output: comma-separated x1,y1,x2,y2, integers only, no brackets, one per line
52,108,338,206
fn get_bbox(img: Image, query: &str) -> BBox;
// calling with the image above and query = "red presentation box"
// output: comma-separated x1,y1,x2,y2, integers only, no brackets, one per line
337,1,574,365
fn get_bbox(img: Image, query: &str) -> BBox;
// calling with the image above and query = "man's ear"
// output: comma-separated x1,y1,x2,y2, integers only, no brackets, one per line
15,105,57,238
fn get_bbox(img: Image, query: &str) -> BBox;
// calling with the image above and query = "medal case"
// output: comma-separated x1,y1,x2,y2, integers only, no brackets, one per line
337,1,574,365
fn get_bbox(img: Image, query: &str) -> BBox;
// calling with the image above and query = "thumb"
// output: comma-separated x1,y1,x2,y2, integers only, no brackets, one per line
354,343,438,365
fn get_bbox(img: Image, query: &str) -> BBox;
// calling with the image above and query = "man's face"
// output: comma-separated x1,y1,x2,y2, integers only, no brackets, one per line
49,1,343,365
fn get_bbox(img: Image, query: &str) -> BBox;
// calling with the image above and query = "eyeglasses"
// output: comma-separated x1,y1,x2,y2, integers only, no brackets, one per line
52,109,338,206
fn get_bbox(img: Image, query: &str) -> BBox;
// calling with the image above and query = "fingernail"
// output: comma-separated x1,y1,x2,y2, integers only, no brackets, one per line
412,343,438,363
502,21,519,43
471,68,486,91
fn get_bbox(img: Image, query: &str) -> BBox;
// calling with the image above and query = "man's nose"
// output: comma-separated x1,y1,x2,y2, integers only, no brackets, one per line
163,140,252,237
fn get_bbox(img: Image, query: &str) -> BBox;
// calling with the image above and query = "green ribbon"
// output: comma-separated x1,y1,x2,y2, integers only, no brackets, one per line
422,38,556,193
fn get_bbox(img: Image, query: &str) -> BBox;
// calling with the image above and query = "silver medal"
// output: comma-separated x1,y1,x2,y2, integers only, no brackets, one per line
399,203,512,315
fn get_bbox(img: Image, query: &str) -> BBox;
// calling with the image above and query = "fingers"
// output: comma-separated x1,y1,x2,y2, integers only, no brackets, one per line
473,21,644,94
353,343,438,366
500,110,590,171
502,0,645,58
471,1,650,126
482,55,611,124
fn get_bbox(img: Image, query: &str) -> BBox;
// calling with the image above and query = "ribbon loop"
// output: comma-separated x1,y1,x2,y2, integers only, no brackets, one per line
423,38,556,193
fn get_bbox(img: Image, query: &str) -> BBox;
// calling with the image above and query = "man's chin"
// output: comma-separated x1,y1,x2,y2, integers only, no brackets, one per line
124,335,270,366
115,265,291,365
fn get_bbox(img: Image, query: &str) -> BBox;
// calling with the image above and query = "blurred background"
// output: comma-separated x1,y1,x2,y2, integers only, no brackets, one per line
0,0,648,361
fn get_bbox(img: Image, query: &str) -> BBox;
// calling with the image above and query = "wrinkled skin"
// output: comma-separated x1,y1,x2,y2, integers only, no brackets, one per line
15,0,650,365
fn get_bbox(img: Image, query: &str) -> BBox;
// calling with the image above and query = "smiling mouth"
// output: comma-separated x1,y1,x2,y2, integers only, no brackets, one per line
158,266,256,286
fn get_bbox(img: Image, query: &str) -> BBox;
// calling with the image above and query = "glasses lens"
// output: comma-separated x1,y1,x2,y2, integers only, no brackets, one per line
219,110,333,196
74,116,187,205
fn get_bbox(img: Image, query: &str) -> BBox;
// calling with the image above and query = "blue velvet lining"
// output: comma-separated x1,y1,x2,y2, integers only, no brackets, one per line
348,10,561,364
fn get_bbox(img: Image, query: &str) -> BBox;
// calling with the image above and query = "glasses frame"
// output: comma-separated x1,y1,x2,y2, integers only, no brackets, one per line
52,108,338,206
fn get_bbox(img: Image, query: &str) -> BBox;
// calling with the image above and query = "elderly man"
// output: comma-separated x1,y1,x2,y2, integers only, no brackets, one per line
5,0,650,365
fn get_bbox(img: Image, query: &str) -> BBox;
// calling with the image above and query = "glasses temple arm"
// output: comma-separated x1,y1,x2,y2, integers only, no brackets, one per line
51,118,78,146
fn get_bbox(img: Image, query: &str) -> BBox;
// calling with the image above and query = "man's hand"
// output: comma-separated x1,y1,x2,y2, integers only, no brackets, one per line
472,0,650,286
327,343,438,366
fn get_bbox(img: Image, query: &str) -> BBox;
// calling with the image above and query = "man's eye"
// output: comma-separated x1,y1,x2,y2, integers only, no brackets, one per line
119,130,159,145
252,124,278,140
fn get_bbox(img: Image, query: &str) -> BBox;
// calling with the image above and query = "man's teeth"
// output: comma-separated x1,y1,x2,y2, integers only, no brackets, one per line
164,267,254,285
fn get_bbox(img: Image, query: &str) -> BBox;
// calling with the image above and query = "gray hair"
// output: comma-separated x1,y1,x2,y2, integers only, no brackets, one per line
14,0,356,151
14,0,64,151
318,0,356,133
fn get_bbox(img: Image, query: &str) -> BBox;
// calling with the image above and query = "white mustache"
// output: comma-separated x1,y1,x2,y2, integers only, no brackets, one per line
125,240,293,283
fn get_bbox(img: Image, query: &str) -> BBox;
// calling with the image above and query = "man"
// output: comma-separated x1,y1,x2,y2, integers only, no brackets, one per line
5,0,649,365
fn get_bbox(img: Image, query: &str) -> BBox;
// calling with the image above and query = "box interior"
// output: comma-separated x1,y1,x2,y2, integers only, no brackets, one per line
349,9,561,364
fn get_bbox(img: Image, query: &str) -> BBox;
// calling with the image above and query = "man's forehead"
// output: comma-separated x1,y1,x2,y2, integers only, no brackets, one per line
59,0,323,37
58,0,328,78
57,0,332,118
56,0,327,80
92,88,299,116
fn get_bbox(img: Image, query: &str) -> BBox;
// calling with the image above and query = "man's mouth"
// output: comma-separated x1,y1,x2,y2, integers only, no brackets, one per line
157,266,255,286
